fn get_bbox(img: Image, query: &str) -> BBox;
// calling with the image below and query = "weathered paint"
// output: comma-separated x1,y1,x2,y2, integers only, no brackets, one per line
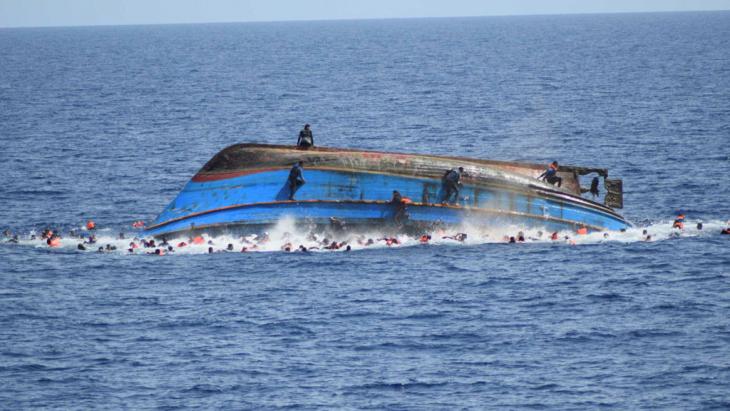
145,146,631,237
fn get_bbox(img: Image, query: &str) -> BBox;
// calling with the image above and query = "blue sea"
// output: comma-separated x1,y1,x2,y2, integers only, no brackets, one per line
1,11,730,409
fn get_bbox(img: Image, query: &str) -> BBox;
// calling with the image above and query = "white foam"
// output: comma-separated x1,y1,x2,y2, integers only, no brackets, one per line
2,218,727,255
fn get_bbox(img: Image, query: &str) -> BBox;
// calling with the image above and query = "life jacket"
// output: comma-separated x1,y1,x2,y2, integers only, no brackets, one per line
48,237,61,247
177,242,187,247
673,220,684,229
551,232,559,240
576,227,588,235
192,236,205,244
86,221,96,230
132,221,145,228
419,235,429,243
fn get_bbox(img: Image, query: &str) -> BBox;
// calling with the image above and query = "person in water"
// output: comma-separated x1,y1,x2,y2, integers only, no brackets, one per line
539,161,562,187
442,233,467,242
288,161,306,200
442,167,464,204
297,124,314,148
672,214,685,229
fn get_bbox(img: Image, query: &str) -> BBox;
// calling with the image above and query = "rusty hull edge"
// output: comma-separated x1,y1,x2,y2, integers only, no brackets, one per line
195,143,593,195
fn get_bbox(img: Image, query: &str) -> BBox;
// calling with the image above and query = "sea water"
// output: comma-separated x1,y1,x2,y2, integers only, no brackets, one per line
1,12,729,409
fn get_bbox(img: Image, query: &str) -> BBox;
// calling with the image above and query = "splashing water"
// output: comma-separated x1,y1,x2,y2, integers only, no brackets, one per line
2,216,727,256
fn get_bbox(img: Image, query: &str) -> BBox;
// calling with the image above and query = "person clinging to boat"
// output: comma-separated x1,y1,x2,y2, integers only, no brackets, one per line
441,167,464,204
288,161,306,200
391,190,410,224
538,161,562,187
297,124,314,148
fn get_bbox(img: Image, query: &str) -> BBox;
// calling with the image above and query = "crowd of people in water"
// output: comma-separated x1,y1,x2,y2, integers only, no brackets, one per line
2,123,728,253
2,211,729,256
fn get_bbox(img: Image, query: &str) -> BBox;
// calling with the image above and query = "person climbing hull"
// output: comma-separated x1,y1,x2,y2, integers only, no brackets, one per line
144,144,630,237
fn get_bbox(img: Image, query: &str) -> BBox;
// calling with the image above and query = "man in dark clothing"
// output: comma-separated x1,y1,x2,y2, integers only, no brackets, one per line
391,190,408,224
288,161,305,200
297,124,314,148
538,161,562,187
441,167,464,204
589,177,600,198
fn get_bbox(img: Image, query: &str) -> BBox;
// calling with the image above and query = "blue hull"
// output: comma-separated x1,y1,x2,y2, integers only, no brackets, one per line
145,165,630,237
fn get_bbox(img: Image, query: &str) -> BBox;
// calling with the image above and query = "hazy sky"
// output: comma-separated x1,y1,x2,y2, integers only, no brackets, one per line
1,0,729,28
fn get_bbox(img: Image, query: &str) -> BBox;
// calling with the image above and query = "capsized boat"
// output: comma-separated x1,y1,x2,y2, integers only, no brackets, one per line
144,144,629,237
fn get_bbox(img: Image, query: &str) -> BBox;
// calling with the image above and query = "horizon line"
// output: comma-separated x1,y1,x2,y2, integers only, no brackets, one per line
1,8,728,30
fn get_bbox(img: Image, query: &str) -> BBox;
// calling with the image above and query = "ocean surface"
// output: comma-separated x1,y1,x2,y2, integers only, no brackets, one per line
1,11,730,409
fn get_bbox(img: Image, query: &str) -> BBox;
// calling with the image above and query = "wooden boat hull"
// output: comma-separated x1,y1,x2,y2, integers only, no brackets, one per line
144,144,630,237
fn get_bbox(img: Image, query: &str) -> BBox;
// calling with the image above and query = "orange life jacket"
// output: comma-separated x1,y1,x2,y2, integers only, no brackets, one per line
86,221,96,230
576,227,588,235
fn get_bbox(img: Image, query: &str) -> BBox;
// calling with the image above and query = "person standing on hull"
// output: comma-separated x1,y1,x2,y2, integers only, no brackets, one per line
539,161,562,188
441,167,464,204
297,124,314,148
288,161,306,200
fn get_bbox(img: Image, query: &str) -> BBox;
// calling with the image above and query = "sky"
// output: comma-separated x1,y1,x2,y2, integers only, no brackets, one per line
1,0,729,28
